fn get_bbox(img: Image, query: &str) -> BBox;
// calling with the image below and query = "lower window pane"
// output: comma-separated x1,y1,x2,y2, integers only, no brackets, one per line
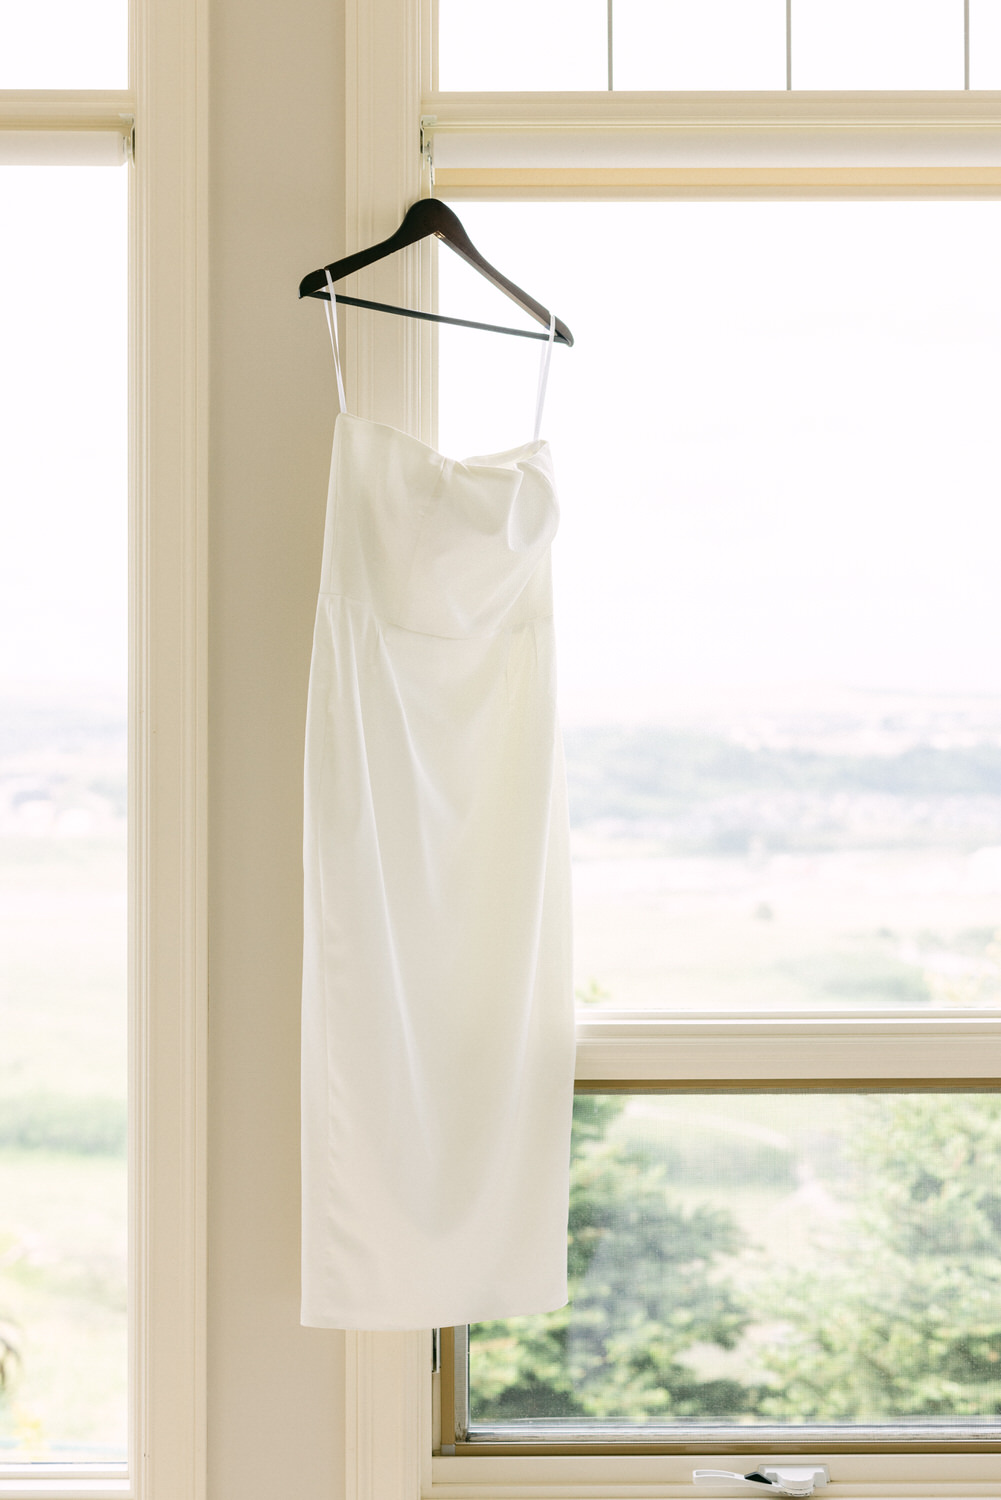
466,1092,1001,1436
0,165,127,1464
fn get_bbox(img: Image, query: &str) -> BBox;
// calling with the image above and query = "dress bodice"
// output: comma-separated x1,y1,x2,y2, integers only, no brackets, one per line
319,413,558,639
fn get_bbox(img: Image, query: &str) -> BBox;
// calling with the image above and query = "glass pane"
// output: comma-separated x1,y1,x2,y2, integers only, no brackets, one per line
437,202,1001,1013
793,0,963,88
615,0,786,90
970,0,1001,86
0,0,127,89
438,0,606,90
0,166,127,1463
468,1091,1001,1432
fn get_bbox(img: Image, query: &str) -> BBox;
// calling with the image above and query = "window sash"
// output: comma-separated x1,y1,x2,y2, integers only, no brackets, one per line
342,2,1001,1494
0,1,209,1489
443,1067,1001,1452
576,1014,1001,1083
421,89,1001,198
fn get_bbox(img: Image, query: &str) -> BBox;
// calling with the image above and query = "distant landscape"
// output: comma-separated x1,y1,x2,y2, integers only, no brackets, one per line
1,687,1000,1453
0,689,127,1461
565,723,1001,852
564,703,1001,1011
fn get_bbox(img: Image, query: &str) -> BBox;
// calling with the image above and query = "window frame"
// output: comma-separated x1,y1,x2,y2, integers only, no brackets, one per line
0,0,208,1496
342,3,1001,1494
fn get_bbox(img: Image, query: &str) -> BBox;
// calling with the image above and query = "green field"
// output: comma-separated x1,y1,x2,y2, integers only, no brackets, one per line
0,830,126,1462
3,701,999,1450
572,841,1001,1011
567,723,1001,1011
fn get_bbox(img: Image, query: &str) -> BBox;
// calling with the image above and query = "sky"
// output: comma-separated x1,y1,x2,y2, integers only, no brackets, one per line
0,0,126,88
3,5,1001,724
3,187,1001,727
437,200,1001,726
0,164,127,694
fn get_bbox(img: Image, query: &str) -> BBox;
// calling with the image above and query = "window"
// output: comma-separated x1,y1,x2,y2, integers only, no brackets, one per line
434,194,1001,1459
438,0,1001,91
0,159,128,1468
341,0,1000,1494
0,2,206,1496
430,198,1001,1456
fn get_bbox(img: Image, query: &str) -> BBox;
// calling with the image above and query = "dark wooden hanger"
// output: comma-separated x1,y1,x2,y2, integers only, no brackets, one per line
299,199,573,347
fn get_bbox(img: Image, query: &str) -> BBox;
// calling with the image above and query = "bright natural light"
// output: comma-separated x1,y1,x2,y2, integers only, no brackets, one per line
614,0,786,90
439,0,979,90
436,200,1001,1014
971,0,1001,86
794,0,962,89
0,163,128,1462
438,0,606,90
0,0,127,89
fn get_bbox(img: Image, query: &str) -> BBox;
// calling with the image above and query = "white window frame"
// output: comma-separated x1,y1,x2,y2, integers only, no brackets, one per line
0,0,207,1496
341,6,1001,1496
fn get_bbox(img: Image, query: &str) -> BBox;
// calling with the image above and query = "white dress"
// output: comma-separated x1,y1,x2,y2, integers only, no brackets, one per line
300,283,575,1330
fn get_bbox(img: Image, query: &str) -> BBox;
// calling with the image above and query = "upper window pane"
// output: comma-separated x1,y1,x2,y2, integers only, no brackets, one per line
0,164,127,1464
438,0,606,90
970,0,1001,86
437,201,1001,1013
794,0,963,89
0,0,127,89
615,0,786,90
437,0,980,89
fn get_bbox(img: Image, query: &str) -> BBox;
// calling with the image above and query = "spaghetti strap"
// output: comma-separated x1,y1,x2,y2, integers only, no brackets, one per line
322,271,553,441
532,310,556,444
323,268,348,413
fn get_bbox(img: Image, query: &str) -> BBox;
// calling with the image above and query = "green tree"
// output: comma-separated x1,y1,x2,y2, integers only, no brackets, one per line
758,1095,1001,1421
470,1095,754,1423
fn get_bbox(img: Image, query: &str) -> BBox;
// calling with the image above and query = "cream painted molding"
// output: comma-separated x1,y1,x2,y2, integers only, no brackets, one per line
575,1014,1001,1083
433,166,1001,199
345,1334,433,1500
341,0,433,1491
343,0,433,437
420,89,1001,131
422,90,1001,198
0,2,208,1496
132,0,209,1493
0,90,135,129
0,91,134,164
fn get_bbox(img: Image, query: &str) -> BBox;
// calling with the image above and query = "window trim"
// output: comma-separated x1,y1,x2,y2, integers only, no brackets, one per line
442,1083,1001,1457
0,0,208,1495
343,3,1001,1495
130,0,208,1494
422,88,1001,199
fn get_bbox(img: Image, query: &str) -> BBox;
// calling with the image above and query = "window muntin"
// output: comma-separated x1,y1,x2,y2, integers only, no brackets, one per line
437,198,1001,1018
0,163,128,1464
437,0,986,90
458,1088,1001,1444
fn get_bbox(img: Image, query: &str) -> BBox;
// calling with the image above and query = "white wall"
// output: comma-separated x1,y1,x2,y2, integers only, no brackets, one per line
207,0,347,1492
